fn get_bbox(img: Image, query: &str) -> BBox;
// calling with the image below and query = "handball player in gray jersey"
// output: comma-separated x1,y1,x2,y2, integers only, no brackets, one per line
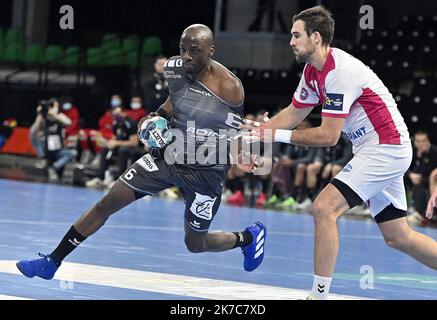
16,24,267,280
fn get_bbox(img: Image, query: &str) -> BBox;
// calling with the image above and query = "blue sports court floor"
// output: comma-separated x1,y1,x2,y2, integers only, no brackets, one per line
0,178,436,300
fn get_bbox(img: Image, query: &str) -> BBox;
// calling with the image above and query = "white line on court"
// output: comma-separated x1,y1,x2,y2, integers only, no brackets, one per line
0,294,32,300
0,260,370,300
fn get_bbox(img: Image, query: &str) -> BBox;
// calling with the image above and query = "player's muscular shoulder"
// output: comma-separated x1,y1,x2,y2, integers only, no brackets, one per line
214,64,244,105
219,76,243,105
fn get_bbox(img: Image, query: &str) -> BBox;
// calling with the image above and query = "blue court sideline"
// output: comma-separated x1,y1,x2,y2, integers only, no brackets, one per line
0,178,436,300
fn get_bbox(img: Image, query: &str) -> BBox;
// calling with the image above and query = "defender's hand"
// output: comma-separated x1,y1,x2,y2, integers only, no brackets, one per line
240,112,275,143
240,112,270,130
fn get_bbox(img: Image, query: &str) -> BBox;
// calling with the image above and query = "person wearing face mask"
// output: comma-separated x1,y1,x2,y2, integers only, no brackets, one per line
125,96,147,122
99,94,123,140
85,105,139,189
29,98,77,181
60,96,81,149
110,95,122,108
79,95,121,165
142,55,169,112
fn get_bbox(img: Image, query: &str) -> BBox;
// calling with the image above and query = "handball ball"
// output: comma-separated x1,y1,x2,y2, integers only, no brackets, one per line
138,116,172,149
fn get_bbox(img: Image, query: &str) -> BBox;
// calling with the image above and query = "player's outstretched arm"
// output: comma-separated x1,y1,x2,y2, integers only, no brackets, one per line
287,116,345,147
241,103,314,133
241,113,345,146
267,103,314,130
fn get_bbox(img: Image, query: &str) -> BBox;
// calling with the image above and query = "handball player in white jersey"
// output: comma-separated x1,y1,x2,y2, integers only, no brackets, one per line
243,5,437,299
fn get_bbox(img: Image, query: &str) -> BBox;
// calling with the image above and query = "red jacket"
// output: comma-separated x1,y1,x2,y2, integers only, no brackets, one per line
62,106,80,137
125,108,148,123
98,111,114,139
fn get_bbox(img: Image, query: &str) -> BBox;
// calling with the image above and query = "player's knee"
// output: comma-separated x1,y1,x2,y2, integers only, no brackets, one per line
312,200,335,222
184,236,207,253
311,201,324,218
384,232,412,251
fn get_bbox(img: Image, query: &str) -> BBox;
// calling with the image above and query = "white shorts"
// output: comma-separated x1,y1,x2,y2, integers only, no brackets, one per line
335,143,413,217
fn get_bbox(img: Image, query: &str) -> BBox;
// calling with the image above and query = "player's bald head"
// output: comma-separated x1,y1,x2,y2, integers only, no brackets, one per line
181,24,214,46
179,24,215,75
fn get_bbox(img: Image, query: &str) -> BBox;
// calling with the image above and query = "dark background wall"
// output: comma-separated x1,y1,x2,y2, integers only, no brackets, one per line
0,0,13,29
46,0,217,55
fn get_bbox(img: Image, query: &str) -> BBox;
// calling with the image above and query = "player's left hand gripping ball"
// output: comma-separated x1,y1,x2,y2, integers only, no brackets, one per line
138,116,173,149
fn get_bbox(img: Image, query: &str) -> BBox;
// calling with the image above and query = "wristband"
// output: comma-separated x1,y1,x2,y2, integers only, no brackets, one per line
274,129,292,143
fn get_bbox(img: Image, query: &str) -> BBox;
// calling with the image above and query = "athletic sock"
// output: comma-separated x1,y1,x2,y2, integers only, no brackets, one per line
232,231,253,248
50,226,87,266
310,275,332,300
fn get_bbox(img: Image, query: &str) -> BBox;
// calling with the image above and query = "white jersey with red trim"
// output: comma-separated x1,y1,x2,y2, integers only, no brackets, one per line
292,48,410,153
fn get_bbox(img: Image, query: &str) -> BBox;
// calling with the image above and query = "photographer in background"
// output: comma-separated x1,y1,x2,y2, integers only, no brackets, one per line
29,98,77,181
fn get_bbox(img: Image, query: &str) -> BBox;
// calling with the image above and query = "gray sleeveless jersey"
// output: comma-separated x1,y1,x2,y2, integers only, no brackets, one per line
163,56,244,171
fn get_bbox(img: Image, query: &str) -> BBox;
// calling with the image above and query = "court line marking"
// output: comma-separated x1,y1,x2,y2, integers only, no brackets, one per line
0,260,370,300
0,294,32,300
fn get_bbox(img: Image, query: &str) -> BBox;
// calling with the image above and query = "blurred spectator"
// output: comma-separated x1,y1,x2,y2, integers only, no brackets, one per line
125,96,148,122
78,94,121,165
0,118,16,148
85,105,142,188
224,164,247,206
143,55,169,112
407,131,437,224
100,94,122,139
295,134,353,211
294,147,326,211
60,95,81,149
319,134,353,187
29,111,46,165
29,98,77,180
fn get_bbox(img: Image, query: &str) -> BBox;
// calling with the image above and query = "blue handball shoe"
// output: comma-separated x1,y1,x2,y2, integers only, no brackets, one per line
16,253,60,280
242,221,266,272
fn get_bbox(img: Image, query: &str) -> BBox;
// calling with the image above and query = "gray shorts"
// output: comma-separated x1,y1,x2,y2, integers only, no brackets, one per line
119,153,225,232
